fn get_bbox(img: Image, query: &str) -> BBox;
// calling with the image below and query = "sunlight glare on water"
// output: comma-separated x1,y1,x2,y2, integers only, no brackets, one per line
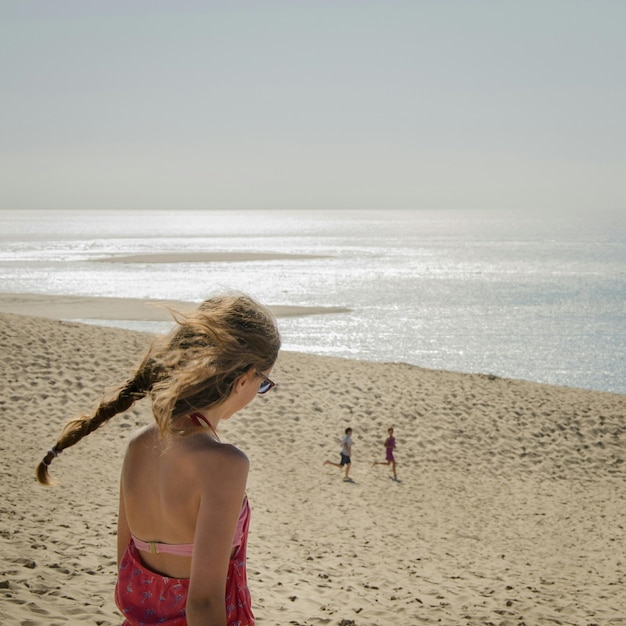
0,208,624,393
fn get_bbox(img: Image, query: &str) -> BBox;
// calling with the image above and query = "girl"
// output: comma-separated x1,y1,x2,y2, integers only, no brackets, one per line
373,427,397,480
36,294,281,625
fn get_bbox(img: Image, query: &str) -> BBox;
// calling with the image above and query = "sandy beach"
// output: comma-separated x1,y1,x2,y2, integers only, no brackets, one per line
1,304,625,625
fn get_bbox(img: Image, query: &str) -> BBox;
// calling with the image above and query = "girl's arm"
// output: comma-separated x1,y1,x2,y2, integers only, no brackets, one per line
186,445,250,626
117,478,131,566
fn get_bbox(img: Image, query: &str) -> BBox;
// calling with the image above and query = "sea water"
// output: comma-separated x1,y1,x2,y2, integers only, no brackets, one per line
1,208,624,394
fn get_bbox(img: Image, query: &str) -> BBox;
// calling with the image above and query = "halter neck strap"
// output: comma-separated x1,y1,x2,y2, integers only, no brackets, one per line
189,413,220,441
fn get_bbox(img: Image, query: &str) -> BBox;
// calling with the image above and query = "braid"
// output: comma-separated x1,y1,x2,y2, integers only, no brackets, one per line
35,293,281,485
36,366,152,486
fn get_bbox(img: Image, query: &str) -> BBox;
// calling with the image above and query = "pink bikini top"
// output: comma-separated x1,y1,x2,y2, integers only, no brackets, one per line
131,496,250,557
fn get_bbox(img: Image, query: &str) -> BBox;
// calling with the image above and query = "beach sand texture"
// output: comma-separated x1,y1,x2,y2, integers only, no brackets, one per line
1,311,625,625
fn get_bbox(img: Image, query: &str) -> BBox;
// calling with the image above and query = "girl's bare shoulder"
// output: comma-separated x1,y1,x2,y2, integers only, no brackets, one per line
124,425,248,482
124,423,156,447
186,439,250,495
190,438,249,471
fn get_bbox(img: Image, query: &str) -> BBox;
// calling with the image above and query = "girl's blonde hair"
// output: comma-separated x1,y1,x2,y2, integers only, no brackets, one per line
36,294,281,485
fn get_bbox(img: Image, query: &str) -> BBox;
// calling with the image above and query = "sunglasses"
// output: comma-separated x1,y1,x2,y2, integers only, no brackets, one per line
256,370,276,395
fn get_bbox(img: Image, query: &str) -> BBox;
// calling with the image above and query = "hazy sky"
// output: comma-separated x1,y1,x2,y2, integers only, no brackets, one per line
1,1,625,211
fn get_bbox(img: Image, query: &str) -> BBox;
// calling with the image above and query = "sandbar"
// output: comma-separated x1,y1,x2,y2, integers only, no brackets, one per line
98,252,328,263
0,292,350,322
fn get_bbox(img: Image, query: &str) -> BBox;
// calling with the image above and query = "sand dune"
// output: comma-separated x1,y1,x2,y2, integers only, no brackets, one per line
1,311,624,625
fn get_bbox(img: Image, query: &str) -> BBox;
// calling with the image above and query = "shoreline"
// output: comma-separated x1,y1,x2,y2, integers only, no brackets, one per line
1,291,623,396
0,292,350,323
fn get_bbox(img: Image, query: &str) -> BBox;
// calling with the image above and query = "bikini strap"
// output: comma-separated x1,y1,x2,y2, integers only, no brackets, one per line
189,413,220,440
131,535,194,557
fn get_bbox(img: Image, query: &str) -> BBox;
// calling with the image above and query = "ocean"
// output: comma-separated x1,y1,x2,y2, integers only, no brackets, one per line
1,208,624,394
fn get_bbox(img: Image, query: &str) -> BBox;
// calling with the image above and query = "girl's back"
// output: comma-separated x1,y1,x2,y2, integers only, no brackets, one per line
119,423,246,579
